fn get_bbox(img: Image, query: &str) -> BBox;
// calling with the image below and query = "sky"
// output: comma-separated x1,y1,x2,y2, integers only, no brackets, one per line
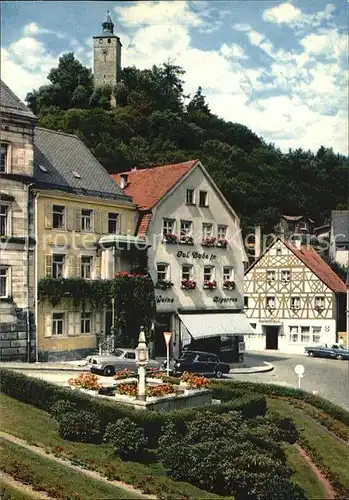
1,0,348,155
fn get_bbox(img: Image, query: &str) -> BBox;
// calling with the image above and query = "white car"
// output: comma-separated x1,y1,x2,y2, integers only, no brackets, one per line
87,348,161,376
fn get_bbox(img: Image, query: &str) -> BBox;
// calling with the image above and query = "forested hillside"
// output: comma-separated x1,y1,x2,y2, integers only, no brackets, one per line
26,53,348,232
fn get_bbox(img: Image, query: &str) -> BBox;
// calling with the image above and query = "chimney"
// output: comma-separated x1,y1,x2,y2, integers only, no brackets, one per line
120,173,128,189
255,225,261,260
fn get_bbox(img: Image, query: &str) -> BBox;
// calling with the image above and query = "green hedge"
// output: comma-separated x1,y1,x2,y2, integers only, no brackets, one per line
0,369,266,447
211,380,349,425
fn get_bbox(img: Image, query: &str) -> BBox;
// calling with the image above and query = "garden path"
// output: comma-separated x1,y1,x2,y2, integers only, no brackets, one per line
296,445,335,499
0,431,155,499
0,471,53,499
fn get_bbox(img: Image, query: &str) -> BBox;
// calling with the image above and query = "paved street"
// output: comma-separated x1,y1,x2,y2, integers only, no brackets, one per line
235,351,349,411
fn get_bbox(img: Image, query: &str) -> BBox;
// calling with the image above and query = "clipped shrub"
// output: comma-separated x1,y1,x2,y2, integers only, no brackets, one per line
58,410,101,443
104,418,147,459
50,399,77,420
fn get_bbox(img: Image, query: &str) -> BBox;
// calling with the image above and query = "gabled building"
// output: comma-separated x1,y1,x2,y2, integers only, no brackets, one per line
244,238,347,354
329,210,349,267
0,80,37,361
275,215,315,239
113,159,252,361
33,127,142,361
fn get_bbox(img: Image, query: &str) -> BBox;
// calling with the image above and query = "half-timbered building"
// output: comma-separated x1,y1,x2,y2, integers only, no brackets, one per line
244,238,347,354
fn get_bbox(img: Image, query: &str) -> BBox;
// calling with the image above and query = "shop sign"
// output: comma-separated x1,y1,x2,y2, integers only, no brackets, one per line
213,296,238,303
177,250,216,261
156,295,174,304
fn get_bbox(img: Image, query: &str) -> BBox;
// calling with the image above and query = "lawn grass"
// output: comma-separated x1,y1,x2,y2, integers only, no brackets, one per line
268,397,349,495
0,480,37,500
0,438,142,499
0,394,224,499
284,444,327,499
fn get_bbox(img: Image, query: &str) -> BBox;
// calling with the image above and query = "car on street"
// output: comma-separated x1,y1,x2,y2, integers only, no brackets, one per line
164,350,230,378
304,344,349,360
87,348,161,376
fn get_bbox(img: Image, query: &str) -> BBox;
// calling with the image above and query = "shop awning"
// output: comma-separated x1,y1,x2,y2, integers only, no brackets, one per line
178,313,254,340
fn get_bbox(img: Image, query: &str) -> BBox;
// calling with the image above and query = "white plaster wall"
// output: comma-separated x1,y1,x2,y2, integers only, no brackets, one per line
147,165,245,313
335,249,349,267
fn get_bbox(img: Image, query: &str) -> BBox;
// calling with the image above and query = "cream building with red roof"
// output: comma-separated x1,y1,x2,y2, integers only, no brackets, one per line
112,159,253,360
244,238,347,354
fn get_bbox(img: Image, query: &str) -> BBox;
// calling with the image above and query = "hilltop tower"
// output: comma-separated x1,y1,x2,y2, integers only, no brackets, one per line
93,11,122,88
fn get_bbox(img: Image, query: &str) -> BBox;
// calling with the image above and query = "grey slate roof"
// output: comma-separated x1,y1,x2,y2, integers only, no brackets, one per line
331,210,349,244
0,79,36,119
34,127,131,202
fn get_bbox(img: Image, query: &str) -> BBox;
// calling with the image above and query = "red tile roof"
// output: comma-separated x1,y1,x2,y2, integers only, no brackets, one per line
284,241,347,293
111,159,199,210
137,213,152,239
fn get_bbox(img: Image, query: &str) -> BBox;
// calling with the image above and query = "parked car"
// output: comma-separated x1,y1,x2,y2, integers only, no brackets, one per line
87,348,161,376
304,344,349,360
164,350,230,378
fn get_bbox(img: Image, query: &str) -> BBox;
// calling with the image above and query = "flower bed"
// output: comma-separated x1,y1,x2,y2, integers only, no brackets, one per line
68,373,101,391
115,381,176,398
181,372,210,389
114,369,136,380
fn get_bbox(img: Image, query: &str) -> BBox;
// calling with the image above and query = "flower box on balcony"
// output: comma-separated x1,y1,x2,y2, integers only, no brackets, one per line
163,233,178,244
203,280,217,290
181,279,196,290
217,238,228,248
201,237,216,247
156,279,174,290
179,235,194,245
223,280,236,290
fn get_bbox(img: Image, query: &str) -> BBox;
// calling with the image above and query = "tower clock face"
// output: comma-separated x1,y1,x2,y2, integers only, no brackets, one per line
102,48,109,56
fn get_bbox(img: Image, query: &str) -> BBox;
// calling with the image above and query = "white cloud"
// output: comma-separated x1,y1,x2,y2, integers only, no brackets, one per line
233,23,252,32
263,3,302,24
23,22,65,39
220,43,248,60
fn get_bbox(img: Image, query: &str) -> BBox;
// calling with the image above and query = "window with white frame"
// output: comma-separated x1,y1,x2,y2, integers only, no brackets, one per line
276,247,282,255
0,143,9,173
223,266,233,281
180,220,192,236
217,225,227,239
266,296,275,309
315,296,325,309
312,326,321,343
290,296,300,310
0,266,9,298
202,223,213,239
157,263,169,282
267,270,276,283
52,254,65,279
301,326,310,343
289,326,298,343
182,264,192,281
186,189,195,204
81,256,92,279
108,212,119,234
81,312,92,334
0,205,8,236
52,205,65,229
52,313,65,335
163,218,175,235
199,190,208,207
281,270,291,283
204,265,214,282
299,221,307,230
81,209,93,231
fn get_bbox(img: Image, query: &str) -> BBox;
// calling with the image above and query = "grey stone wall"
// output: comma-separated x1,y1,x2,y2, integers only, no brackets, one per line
0,313,36,361
93,36,122,88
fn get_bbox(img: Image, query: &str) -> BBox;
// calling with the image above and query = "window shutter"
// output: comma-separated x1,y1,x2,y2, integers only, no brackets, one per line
102,211,108,234
44,313,52,337
75,209,81,231
95,311,101,334
118,214,122,234
75,313,81,335
76,255,81,278
94,210,101,233
68,312,76,336
94,256,101,279
45,255,52,277
44,204,52,229
8,207,12,237
68,255,76,278
66,208,73,231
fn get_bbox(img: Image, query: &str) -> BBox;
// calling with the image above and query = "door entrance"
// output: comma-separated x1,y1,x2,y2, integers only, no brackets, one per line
265,326,279,350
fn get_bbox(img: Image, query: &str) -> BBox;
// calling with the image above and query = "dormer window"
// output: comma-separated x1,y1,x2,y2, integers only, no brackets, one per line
199,190,208,207
186,189,195,204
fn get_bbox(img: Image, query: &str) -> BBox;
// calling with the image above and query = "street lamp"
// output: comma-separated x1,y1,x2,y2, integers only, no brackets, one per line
135,326,149,401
